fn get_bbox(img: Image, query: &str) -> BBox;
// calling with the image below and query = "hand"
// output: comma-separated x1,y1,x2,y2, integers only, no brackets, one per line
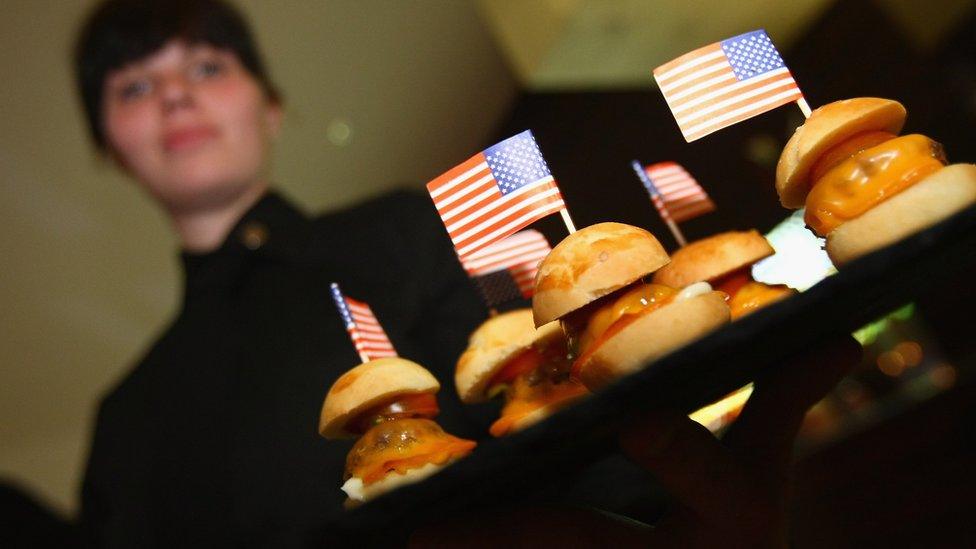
409,335,861,548
617,334,861,548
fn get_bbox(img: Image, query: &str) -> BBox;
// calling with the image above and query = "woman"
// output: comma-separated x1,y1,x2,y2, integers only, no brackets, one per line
75,1,486,546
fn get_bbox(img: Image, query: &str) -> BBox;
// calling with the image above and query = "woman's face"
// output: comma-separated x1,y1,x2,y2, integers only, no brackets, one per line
102,40,281,213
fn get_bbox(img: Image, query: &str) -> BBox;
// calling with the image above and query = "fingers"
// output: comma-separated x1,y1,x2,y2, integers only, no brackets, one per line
618,411,762,525
616,337,861,545
755,334,862,412
722,334,861,467
619,412,793,546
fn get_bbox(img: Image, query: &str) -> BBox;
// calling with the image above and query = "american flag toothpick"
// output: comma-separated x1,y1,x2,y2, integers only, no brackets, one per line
654,29,806,141
330,283,397,363
426,130,573,265
642,161,716,224
630,160,717,247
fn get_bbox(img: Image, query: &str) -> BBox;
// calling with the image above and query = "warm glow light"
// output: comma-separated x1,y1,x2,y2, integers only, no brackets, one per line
877,350,907,376
894,341,923,367
930,363,957,389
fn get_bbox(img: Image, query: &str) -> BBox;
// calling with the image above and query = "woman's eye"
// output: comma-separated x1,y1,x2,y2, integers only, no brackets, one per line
119,79,151,100
191,59,225,79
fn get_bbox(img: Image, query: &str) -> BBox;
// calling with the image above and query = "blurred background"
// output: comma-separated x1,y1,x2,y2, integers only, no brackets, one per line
3,0,976,546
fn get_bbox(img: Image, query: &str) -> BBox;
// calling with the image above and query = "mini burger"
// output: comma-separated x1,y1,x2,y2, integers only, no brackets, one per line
651,231,792,433
533,222,731,390
319,358,476,507
777,97,976,265
653,230,795,319
455,309,588,437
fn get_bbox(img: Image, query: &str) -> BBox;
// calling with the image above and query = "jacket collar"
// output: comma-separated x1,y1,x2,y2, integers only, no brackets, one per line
180,190,312,293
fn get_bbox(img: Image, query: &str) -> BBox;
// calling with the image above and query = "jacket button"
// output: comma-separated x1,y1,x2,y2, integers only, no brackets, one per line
239,221,269,250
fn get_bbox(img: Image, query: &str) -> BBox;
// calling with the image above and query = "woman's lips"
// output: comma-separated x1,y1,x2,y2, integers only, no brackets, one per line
163,126,219,153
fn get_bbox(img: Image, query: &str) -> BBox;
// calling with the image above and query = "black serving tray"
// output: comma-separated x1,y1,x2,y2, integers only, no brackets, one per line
320,203,976,539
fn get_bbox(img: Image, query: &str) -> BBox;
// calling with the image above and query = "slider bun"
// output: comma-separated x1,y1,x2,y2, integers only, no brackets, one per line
577,291,730,391
826,163,976,266
533,222,669,327
319,357,439,439
653,230,774,288
777,98,906,208
455,309,563,404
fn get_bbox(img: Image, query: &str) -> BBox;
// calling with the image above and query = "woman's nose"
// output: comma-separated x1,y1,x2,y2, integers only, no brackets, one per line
160,74,194,114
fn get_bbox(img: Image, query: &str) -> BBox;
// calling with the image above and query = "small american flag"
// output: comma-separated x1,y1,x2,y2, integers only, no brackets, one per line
427,130,565,262
643,162,716,223
653,29,803,142
330,283,397,361
461,229,551,298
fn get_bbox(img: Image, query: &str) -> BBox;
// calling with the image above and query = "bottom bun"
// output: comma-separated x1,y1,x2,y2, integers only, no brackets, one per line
826,163,976,266
578,291,730,390
341,461,446,508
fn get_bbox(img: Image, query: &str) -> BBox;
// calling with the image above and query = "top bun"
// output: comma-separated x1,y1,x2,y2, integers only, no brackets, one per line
319,357,439,439
652,230,774,288
454,309,563,403
776,98,906,208
532,223,670,326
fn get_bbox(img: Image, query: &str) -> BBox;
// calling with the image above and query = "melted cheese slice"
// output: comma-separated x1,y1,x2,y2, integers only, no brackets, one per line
805,134,946,236
345,418,475,486
489,373,588,437
728,281,794,319
577,283,679,358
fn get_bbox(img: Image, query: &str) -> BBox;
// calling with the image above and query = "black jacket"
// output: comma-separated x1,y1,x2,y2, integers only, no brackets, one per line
79,190,489,547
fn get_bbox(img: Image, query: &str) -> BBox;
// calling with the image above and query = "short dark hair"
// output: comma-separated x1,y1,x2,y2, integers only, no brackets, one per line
74,0,281,150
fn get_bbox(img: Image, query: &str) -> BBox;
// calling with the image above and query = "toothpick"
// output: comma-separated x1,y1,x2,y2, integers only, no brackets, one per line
797,97,812,118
